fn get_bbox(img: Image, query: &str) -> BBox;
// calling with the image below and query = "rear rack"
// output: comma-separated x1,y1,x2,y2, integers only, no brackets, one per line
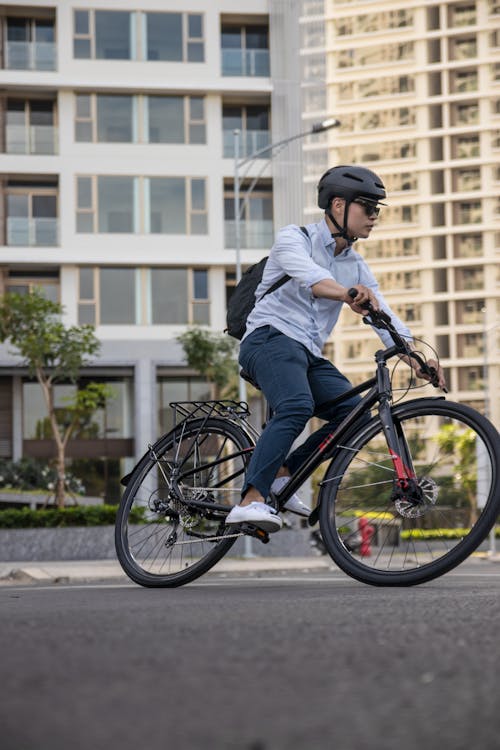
169,400,250,425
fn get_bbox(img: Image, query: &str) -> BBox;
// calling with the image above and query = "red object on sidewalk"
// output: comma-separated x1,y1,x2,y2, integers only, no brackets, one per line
358,516,375,557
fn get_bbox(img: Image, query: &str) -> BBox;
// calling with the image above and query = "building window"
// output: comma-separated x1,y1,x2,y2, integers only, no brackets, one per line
78,268,209,326
76,175,206,234
5,98,56,154
74,10,133,59
146,12,204,62
75,94,205,144
5,182,58,246
224,181,273,248
456,201,482,224
5,271,59,303
453,168,481,191
148,95,205,143
5,16,56,70
157,376,212,433
150,268,209,324
222,104,270,157
147,177,207,234
221,25,270,76
73,10,204,62
452,134,480,159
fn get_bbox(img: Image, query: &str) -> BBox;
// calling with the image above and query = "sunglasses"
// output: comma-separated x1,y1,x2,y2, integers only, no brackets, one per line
352,199,381,218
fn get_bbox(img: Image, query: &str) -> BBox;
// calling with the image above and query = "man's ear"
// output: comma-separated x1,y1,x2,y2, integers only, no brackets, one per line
330,197,345,212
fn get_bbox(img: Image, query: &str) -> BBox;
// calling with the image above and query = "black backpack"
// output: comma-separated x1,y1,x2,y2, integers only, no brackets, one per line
225,226,309,340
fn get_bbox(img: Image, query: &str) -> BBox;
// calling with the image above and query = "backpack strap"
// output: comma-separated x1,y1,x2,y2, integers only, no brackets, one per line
259,226,309,300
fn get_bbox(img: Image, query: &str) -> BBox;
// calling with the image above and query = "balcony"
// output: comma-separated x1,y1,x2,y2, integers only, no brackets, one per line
6,217,58,246
5,124,57,155
4,41,56,71
223,128,270,158
224,219,274,249
221,48,270,77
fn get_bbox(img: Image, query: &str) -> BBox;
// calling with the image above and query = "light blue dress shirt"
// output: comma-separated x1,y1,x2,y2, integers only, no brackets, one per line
243,217,412,357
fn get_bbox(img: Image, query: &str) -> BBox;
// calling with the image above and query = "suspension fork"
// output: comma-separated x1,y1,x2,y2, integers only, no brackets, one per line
376,355,416,486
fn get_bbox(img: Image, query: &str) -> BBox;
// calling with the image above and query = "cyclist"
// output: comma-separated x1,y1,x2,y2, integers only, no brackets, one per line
225,165,446,533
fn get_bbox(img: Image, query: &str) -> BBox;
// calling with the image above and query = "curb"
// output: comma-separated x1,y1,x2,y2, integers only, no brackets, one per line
0,556,333,585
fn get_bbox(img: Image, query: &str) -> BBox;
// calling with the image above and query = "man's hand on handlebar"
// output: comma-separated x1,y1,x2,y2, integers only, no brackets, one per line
344,284,380,314
402,349,447,390
412,357,447,390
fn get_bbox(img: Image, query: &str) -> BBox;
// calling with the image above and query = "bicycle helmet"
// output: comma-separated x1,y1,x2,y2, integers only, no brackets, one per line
317,165,386,241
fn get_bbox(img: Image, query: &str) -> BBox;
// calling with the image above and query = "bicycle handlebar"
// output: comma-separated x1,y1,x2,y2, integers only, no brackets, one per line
347,287,443,390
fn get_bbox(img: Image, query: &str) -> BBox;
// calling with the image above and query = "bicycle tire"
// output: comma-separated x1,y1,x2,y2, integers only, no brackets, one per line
115,417,253,587
318,399,500,586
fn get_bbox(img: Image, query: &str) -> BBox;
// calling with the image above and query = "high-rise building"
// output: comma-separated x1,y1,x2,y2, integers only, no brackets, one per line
301,0,500,427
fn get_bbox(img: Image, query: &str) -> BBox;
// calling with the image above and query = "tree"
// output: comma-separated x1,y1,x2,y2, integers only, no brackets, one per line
435,424,478,525
0,290,112,508
177,327,239,399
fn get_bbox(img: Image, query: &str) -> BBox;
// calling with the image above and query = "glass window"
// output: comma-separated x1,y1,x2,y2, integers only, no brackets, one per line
95,11,131,59
158,377,211,432
146,13,182,61
97,95,133,142
151,268,188,323
97,177,136,233
193,269,208,298
79,268,94,300
187,14,204,62
99,268,136,324
149,178,186,233
74,11,89,35
148,96,184,142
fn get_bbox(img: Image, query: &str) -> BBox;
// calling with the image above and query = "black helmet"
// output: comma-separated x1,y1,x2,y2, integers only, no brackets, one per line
317,165,386,209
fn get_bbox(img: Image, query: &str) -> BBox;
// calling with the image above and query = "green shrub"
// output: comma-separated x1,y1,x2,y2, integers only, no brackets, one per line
401,526,500,541
0,458,85,494
0,504,145,529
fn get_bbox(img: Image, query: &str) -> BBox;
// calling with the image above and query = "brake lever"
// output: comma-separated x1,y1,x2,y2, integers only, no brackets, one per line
347,288,391,325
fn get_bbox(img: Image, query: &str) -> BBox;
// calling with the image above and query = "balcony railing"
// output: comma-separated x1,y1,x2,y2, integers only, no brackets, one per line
6,217,58,246
221,48,270,77
5,125,57,155
5,41,56,71
223,129,271,158
224,219,274,249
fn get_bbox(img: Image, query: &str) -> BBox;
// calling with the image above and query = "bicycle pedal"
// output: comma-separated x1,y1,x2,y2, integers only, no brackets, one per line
239,523,270,544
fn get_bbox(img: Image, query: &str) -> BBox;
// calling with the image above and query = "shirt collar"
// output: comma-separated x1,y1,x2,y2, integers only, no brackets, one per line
318,216,352,256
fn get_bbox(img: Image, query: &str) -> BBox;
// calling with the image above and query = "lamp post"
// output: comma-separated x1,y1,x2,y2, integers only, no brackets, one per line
233,117,340,403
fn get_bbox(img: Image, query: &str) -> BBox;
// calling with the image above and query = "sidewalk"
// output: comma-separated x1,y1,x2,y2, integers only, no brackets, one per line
0,555,334,585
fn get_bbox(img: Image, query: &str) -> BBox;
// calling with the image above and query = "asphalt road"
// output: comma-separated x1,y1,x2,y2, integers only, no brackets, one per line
2,565,500,750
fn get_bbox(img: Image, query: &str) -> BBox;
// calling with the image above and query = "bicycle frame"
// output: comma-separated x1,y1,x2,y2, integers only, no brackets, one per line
268,344,430,526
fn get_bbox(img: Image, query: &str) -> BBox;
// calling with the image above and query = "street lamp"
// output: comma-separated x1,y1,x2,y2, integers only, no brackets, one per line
232,117,341,402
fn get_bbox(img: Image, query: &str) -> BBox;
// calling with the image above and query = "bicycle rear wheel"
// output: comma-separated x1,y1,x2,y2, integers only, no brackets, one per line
318,399,500,586
115,417,253,587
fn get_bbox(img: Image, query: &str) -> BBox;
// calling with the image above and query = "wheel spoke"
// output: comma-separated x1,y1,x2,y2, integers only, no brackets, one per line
320,401,499,584
116,418,251,586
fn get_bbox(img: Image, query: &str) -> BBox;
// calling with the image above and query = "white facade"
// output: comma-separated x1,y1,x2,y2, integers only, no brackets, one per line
0,0,304,498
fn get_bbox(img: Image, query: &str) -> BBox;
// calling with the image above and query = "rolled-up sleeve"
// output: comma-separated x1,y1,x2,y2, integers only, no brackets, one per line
270,225,332,289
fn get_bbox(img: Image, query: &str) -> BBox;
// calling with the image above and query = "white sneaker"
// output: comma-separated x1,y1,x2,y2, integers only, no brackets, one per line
270,476,311,518
225,501,283,533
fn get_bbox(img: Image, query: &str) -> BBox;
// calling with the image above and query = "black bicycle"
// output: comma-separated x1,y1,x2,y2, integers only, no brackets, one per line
115,298,500,588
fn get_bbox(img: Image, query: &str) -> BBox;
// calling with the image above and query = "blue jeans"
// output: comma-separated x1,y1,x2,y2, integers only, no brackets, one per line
239,325,365,499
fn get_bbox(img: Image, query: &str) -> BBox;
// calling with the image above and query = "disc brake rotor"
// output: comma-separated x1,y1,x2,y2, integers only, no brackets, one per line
394,476,438,518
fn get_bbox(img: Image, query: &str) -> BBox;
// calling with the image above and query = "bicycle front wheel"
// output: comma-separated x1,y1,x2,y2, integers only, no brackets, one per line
319,399,500,586
115,417,253,587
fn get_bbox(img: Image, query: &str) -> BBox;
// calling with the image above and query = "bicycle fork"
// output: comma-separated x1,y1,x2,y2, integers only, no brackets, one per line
375,355,419,501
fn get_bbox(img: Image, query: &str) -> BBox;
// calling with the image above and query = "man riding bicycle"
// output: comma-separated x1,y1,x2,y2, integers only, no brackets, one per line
225,165,446,533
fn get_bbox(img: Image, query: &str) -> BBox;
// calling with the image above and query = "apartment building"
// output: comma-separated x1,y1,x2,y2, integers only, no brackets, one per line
0,0,311,500
300,0,500,427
